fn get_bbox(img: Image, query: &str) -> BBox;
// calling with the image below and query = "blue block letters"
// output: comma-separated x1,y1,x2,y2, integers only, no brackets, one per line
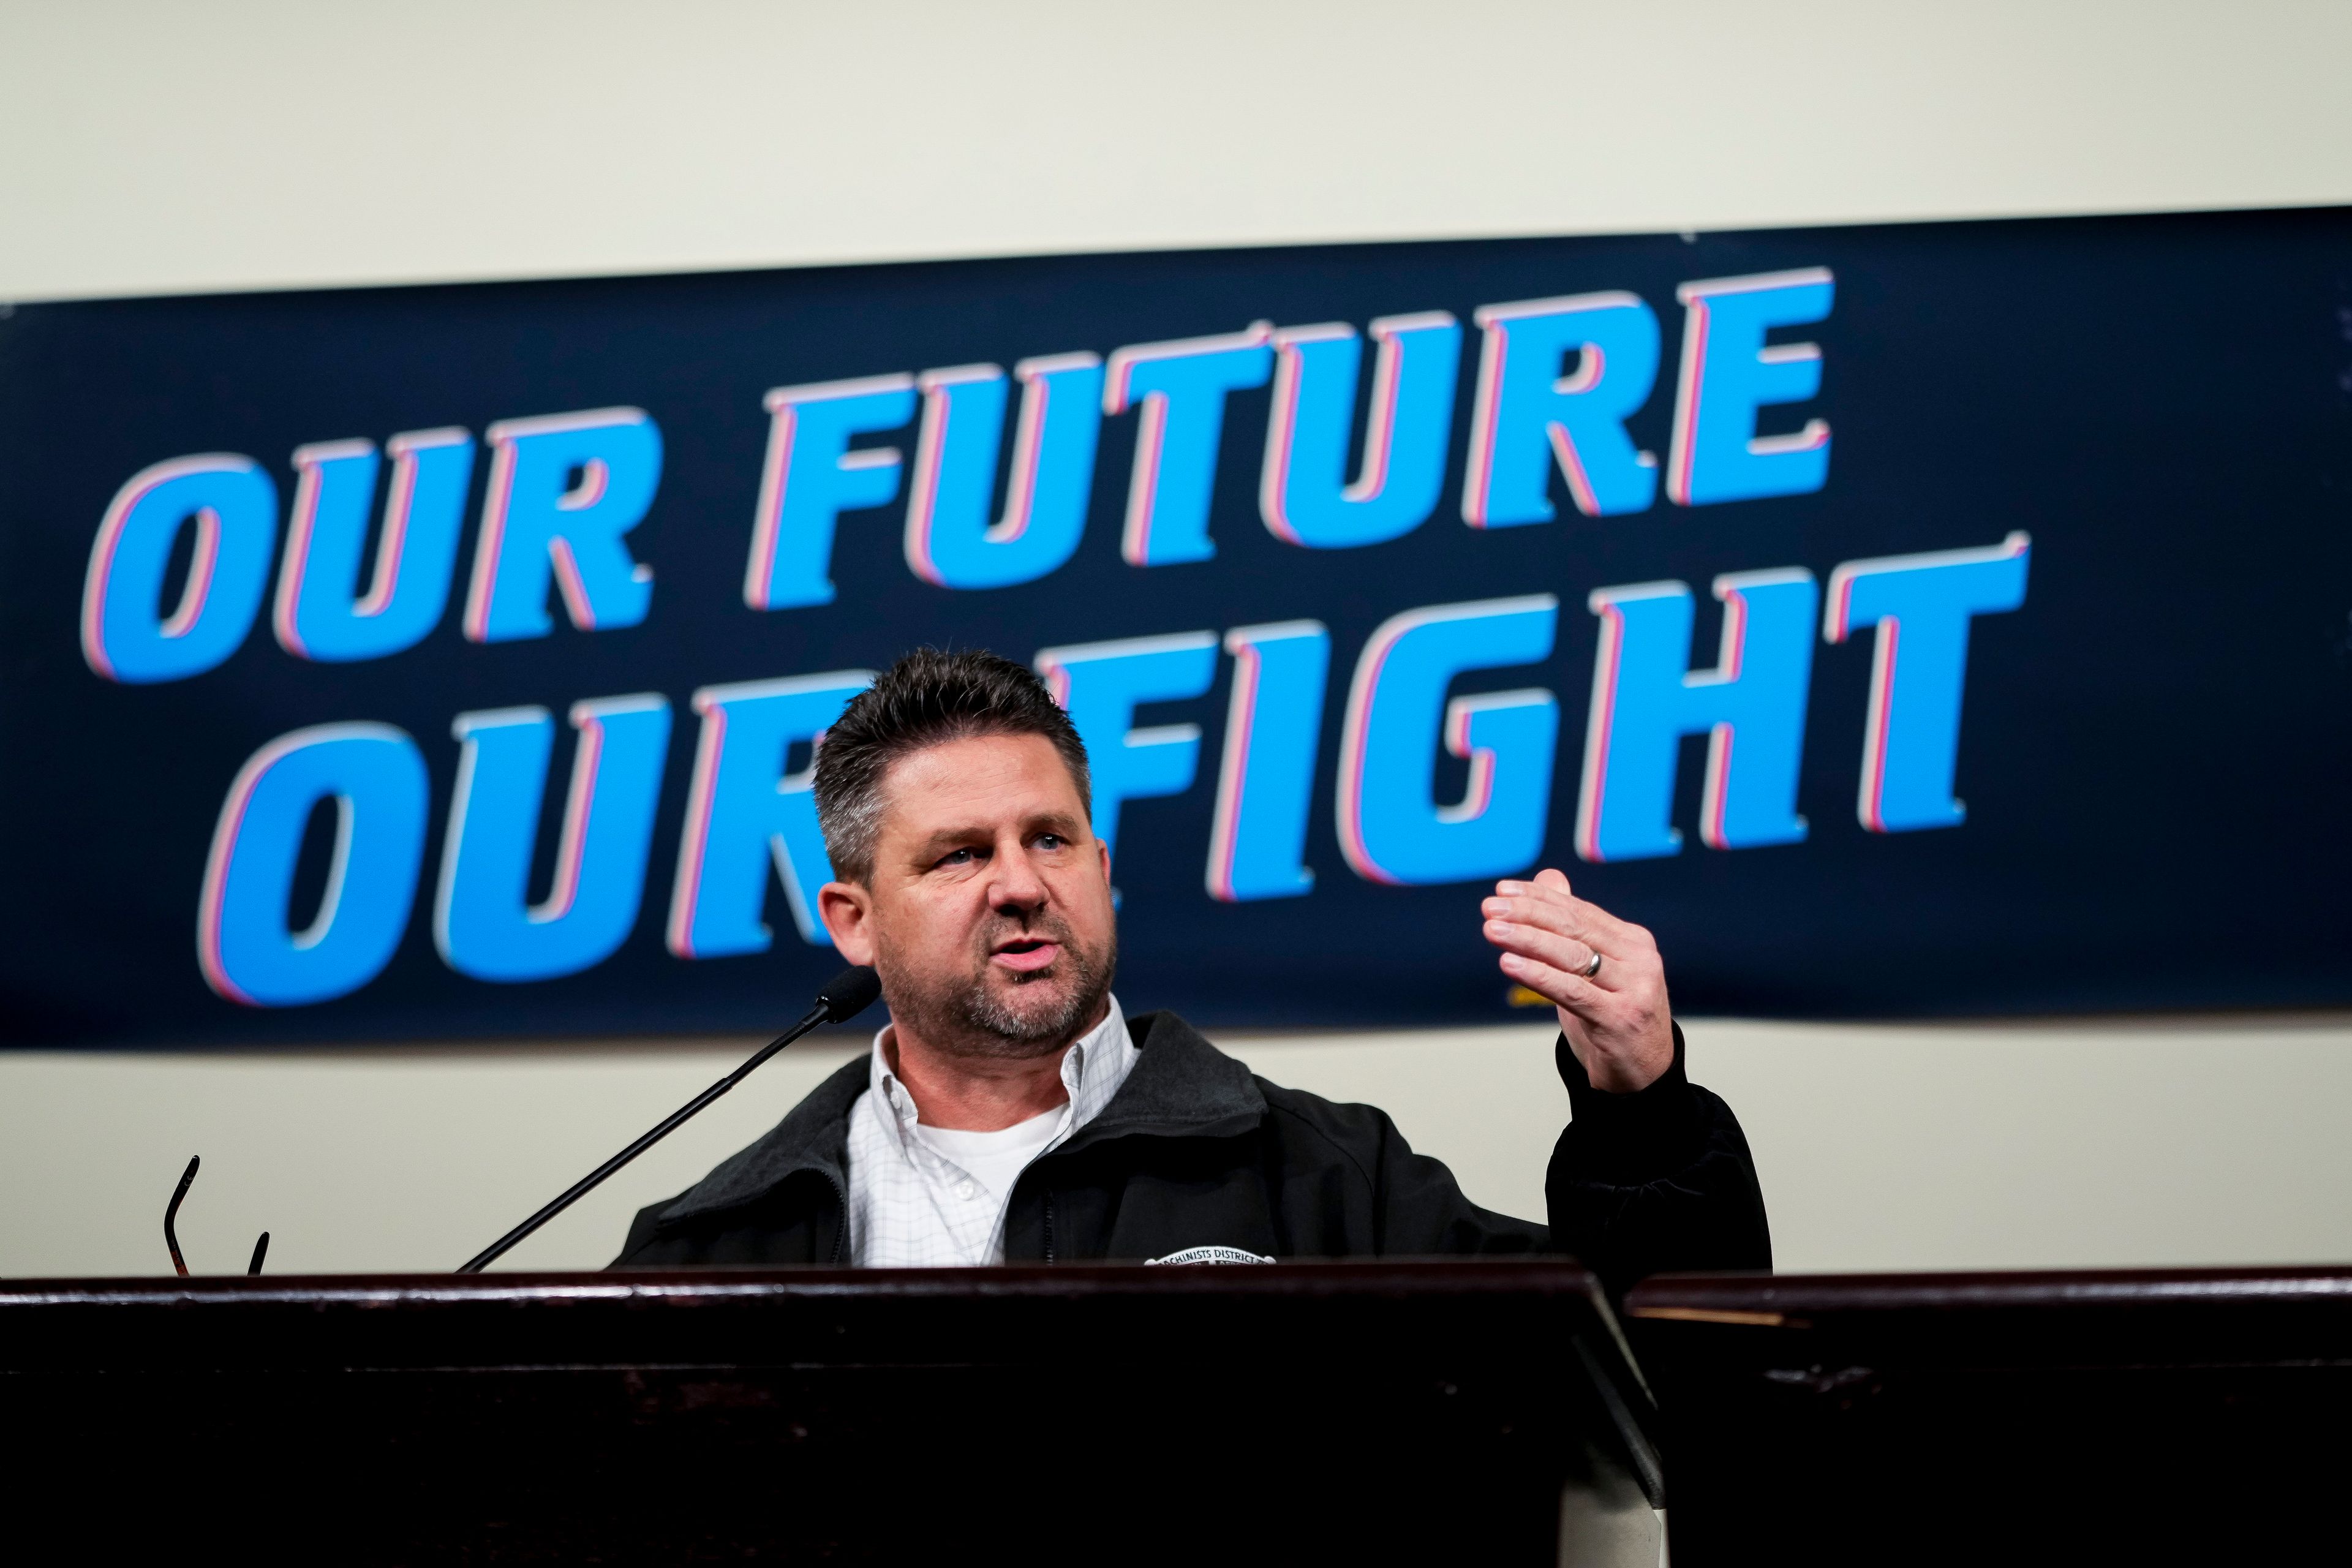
1335,596,1561,885
435,695,673,981
1666,270,1834,507
904,355,1104,590
666,671,875,956
744,375,918,610
198,723,429,1006
1103,325,1273,567
83,454,279,684
1462,293,1661,526
1035,632,1221,862
462,409,662,643
1824,533,2031,832
1575,569,1818,862
274,430,474,662
1261,314,1459,549
1205,621,1330,902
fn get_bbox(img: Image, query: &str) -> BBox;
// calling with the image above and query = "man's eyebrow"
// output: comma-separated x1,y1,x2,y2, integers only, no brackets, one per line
904,811,1086,859
907,823,993,858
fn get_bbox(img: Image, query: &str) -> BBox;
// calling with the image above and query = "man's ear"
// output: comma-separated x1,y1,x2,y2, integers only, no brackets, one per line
818,880,876,966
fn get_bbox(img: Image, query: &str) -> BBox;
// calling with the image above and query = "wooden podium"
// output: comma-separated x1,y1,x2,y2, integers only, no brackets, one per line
1626,1264,2352,1565
0,1260,1662,1564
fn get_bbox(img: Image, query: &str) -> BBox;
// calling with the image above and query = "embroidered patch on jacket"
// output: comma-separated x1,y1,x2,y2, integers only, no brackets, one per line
1145,1245,1276,1265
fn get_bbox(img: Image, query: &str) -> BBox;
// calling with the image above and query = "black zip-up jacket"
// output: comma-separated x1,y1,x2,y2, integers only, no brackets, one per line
616,1009,1770,1296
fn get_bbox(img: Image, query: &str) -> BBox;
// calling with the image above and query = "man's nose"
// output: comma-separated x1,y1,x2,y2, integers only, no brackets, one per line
986,844,1050,911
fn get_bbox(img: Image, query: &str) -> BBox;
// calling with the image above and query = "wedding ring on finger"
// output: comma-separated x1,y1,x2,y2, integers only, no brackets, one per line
1578,949,1602,980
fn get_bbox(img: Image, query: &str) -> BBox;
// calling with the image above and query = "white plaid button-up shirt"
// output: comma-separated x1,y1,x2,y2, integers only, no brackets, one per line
844,994,1139,1267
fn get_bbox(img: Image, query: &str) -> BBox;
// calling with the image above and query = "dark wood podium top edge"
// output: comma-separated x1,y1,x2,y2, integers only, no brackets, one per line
0,1256,1607,1310
1626,1262,2352,1323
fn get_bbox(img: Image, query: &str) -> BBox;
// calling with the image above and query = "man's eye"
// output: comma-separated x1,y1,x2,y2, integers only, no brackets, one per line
1035,834,1064,850
937,848,976,867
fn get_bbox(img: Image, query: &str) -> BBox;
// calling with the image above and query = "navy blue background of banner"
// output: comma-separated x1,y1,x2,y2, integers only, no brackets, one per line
4,207,2349,1046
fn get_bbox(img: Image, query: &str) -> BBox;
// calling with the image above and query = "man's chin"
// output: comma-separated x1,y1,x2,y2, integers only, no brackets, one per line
986,970,1072,1012
965,968,1092,1042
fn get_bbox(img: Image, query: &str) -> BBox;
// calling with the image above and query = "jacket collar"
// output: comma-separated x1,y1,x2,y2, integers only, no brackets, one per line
1057,1009,1265,1152
650,1008,1265,1231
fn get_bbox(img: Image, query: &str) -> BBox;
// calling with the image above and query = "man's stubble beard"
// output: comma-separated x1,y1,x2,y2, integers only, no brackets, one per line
876,911,1117,1061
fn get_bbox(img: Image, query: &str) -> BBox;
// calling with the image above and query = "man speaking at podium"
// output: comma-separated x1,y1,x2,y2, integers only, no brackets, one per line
619,651,1770,1292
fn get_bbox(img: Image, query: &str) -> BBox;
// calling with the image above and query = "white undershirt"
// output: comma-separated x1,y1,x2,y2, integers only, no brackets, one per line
843,993,1140,1267
910,1109,1064,1208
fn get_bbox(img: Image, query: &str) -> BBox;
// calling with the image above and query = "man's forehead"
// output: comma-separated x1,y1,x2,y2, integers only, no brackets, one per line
873,733,1086,832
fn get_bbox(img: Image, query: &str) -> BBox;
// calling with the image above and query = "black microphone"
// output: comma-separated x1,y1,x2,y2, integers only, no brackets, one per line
457,965,883,1273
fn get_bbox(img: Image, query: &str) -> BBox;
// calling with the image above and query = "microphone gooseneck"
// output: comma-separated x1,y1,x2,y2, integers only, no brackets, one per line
456,965,881,1274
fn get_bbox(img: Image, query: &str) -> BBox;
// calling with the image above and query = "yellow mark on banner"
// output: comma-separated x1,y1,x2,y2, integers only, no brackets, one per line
1506,985,1553,1008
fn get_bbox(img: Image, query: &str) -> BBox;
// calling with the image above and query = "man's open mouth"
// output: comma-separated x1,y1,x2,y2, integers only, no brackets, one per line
990,938,1061,974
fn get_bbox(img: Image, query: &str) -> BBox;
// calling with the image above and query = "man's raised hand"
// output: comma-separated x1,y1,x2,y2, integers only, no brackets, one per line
1481,868,1675,1093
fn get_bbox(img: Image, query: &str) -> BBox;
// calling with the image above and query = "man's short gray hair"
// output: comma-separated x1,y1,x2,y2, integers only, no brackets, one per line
812,648,1092,884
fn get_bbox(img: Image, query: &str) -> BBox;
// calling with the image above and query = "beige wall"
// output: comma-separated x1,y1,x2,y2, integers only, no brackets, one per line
7,1,2352,301
9,1017,2352,1278
4,2,2349,1279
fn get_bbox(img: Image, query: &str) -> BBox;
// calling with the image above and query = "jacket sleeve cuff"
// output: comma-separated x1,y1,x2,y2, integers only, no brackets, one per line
1555,1020,1705,1181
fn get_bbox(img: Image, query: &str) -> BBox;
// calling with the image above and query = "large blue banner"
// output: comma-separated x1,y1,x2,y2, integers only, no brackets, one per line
5,208,2348,1045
